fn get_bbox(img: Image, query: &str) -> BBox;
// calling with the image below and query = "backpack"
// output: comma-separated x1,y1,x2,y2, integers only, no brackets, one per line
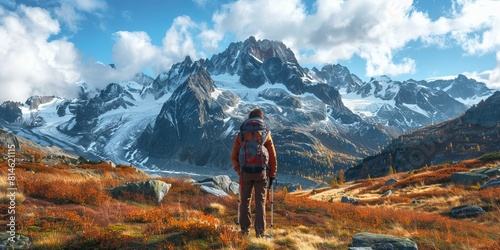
238,117,270,173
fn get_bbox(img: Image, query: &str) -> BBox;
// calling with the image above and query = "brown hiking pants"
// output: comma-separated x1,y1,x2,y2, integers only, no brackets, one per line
239,170,267,236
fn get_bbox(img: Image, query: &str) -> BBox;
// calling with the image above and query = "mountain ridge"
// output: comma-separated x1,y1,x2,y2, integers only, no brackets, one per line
346,91,500,180
0,36,495,184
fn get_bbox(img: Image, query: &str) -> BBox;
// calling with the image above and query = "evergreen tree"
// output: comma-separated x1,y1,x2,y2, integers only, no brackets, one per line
388,165,395,175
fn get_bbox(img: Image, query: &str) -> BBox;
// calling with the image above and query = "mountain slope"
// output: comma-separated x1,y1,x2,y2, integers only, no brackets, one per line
346,91,500,180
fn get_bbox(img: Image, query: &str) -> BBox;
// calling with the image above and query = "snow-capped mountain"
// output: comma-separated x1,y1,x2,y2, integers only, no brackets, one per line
0,37,494,183
346,90,500,181
314,64,493,133
131,37,391,180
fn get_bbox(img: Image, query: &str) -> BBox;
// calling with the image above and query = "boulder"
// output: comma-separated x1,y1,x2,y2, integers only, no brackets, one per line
385,178,398,186
381,190,392,197
450,205,485,218
472,166,500,178
0,233,31,249
450,172,488,185
111,180,171,203
341,195,358,204
198,175,239,195
479,177,500,190
350,232,418,250
200,185,229,197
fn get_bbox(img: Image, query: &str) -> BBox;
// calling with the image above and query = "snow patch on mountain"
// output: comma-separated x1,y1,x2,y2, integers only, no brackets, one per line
340,88,396,119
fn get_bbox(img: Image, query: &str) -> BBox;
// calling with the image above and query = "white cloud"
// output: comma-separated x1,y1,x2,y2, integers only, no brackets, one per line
55,0,107,32
444,0,500,89
54,2,82,32
111,18,212,78
74,0,107,12
445,0,500,55
204,0,500,80
489,51,500,89
4,0,500,103
0,5,125,103
209,0,424,77
112,31,159,74
162,16,199,61
0,5,82,102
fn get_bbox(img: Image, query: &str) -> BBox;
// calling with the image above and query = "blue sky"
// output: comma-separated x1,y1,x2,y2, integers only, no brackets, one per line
1,0,500,102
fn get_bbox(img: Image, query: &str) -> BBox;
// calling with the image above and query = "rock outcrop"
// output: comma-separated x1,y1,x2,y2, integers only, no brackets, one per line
0,233,31,249
450,205,486,218
350,232,418,250
450,172,489,185
197,175,239,196
111,180,171,203
479,177,500,190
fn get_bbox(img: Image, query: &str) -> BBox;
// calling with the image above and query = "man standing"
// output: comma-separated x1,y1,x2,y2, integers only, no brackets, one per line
231,108,277,237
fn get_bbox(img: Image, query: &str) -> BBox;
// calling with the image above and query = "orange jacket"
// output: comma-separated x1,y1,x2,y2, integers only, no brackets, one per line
231,131,277,178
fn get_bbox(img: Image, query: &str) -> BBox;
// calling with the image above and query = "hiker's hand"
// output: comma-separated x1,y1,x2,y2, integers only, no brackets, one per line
268,177,275,188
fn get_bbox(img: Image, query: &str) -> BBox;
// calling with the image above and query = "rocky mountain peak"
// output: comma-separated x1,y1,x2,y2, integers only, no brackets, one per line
25,96,57,110
346,90,500,181
0,101,23,123
461,91,500,126
142,56,202,100
137,67,227,165
205,36,308,92
425,74,492,101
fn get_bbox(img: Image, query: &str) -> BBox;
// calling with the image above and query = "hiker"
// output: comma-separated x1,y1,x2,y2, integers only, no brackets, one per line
231,108,277,237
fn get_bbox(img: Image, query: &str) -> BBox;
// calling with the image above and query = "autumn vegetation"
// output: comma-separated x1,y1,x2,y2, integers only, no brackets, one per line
1,144,500,249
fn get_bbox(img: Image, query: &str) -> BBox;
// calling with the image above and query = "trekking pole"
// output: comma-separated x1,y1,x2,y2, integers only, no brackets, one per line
267,177,275,238
237,174,241,226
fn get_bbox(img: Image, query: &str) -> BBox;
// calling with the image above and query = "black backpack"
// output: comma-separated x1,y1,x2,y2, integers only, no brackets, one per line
238,118,270,173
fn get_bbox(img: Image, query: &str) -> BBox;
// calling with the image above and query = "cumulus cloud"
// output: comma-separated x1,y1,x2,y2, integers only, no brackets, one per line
0,4,220,103
206,0,500,83
0,5,82,102
0,5,122,103
112,16,211,78
162,16,199,61
210,0,425,76
4,0,500,103
112,31,159,74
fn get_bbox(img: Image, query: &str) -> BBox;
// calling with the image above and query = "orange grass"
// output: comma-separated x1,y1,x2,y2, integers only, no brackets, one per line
279,193,500,249
1,154,499,249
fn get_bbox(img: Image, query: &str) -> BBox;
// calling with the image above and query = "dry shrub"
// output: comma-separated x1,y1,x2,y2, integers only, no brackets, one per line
246,237,275,250
67,225,135,249
477,187,500,204
19,177,111,205
124,207,169,223
357,196,412,206
21,207,95,234
115,190,158,205
344,179,377,192
79,162,115,173
395,165,469,188
219,225,244,248
205,203,226,216
281,193,499,248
